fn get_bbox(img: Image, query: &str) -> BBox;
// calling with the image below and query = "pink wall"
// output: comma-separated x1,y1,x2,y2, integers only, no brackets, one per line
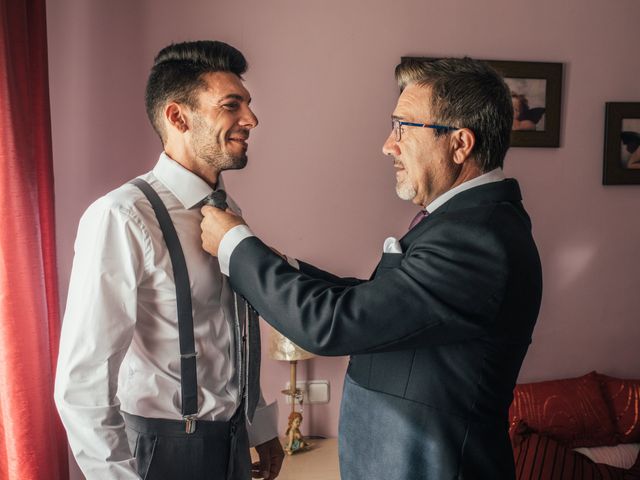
47,0,640,475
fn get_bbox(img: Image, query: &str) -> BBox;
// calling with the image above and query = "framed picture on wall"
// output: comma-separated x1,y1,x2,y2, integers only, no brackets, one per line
401,58,563,148
603,102,640,185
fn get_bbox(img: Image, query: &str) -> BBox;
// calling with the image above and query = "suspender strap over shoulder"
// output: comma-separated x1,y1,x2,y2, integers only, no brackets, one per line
130,178,199,428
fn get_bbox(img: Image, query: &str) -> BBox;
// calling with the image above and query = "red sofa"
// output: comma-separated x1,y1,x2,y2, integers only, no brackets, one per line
509,371,640,479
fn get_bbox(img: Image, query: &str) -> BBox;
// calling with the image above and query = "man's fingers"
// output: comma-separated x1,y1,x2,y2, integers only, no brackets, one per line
200,205,237,217
269,454,283,478
251,461,262,478
200,205,246,228
267,445,284,479
201,204,217,216
200,205,226,220
199,204,247,257
250,459,271,479
259,454,271,479
253,438,284,479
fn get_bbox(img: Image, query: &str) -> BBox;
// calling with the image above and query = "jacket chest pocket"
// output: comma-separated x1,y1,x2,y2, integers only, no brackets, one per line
373,252,404,278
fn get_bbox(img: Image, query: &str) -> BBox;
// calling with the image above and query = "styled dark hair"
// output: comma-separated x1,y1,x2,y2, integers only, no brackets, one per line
395,57,513,172
145,40,248,143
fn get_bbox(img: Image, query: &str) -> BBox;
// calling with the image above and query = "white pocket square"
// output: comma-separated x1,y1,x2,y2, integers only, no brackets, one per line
383,237,403,254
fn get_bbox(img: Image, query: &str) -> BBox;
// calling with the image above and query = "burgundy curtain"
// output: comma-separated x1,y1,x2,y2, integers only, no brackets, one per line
0,0,69,479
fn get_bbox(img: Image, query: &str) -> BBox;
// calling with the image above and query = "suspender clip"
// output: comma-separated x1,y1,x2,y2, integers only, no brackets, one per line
184,415,197,434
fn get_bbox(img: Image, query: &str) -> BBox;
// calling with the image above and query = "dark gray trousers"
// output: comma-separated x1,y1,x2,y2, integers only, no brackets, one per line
123,410,250,480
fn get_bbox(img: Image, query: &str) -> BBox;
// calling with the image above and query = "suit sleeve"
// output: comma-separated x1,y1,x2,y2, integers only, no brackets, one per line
229,221,508,356
298,261,364,286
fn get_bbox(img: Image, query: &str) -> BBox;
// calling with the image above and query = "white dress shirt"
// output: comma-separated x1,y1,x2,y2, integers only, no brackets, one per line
55,153,277,480
425,167,505,213
217,168,507,276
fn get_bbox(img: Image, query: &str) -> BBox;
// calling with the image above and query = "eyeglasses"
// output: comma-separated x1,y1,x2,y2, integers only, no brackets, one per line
391,118,459,142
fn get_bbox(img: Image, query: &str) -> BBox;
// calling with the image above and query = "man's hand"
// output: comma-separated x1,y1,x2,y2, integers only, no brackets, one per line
200,205,245,256
252,437,285,479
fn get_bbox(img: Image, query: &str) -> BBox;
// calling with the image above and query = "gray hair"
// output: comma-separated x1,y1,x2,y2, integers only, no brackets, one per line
395,57,513,171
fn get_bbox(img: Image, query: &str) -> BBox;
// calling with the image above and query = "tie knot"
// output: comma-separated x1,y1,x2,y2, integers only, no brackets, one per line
203,189,228,210
408,209,428,230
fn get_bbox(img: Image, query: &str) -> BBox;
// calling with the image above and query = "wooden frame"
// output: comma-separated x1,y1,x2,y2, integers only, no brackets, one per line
603,102,640,185
401,58,563,148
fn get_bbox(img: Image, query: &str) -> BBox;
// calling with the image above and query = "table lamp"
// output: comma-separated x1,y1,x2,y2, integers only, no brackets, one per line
268,327,315,454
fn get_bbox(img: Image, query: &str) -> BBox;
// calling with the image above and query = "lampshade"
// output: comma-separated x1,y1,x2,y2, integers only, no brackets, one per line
268,328,315,361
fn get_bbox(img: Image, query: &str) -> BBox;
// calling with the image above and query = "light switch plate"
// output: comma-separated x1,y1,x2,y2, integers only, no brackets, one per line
307,380,330,404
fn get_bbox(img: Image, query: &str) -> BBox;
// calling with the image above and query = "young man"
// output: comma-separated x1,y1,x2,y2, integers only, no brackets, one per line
200,57,542,479
55,41,283,480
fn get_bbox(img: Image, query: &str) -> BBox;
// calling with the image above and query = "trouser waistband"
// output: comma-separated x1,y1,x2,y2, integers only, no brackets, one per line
122,409,243,437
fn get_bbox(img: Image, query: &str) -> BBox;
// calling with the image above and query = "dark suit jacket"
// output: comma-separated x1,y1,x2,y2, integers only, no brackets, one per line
228,179,542,478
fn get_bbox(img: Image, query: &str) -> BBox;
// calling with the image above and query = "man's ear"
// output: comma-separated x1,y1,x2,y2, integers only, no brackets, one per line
165,102,189,133
451,128,475,165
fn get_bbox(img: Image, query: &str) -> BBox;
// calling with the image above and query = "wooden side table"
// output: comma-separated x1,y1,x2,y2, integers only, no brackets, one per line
251,438,340,480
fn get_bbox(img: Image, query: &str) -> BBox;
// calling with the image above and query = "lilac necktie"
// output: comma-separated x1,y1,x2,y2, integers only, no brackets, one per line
408,209,428,230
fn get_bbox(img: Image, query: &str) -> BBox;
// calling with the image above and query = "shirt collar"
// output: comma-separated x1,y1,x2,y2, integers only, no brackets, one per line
425,168,506,214
152,152,225,209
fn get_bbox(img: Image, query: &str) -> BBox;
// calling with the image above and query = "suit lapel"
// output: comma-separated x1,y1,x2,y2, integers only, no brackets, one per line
371,179,524,278
399,179,523,246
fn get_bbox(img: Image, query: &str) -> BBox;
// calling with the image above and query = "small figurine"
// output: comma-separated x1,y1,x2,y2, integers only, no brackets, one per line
284,411,310,455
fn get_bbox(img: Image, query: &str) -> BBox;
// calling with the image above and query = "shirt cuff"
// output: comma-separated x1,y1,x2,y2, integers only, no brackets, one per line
246,400,279,447
218,224,255,275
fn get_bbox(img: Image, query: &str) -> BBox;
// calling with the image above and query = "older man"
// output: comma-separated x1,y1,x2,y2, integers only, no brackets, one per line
201,57,542,479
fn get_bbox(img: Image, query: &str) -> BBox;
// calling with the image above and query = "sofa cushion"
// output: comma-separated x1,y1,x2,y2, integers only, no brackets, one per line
510,372,618,448
512,428,636,480
598,374,640,443
629,451,640,478
574,444,640,469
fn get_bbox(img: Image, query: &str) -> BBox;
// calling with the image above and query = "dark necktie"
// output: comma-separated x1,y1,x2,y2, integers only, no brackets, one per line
233,278,261,423
206,189,260,422
408,209,428,230
204,189,228,210
244,300,261,423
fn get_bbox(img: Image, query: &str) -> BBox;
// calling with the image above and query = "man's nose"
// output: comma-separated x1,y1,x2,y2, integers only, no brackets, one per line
240,106,258,129
382,131,399,157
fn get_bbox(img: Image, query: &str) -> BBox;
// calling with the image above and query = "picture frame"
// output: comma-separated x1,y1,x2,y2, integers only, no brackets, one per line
401,58,563,148
603,102,640,185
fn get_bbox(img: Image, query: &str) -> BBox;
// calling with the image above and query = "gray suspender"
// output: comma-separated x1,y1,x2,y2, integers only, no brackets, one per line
130,178,260,428
130,178,198,432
